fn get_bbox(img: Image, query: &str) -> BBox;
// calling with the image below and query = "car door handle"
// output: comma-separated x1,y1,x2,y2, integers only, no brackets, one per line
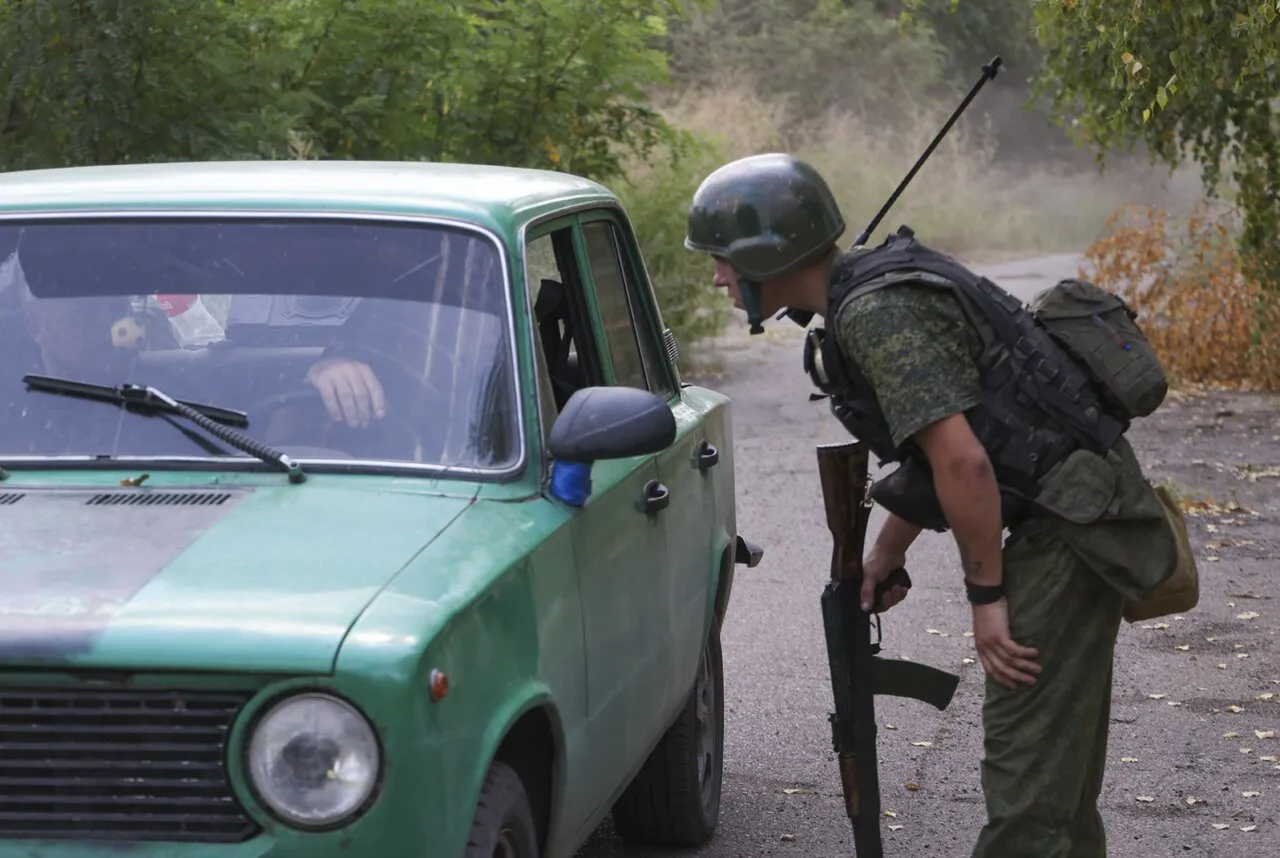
695,440,719,471
641,479,670,513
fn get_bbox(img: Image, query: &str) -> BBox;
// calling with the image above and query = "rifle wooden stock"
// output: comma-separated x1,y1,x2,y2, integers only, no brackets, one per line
815,440,961,856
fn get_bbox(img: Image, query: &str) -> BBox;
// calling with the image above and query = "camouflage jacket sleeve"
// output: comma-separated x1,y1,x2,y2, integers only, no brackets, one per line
832,280,984,449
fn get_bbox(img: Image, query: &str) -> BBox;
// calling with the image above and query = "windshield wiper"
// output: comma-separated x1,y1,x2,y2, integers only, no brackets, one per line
23,374,305,484
24,375,249,426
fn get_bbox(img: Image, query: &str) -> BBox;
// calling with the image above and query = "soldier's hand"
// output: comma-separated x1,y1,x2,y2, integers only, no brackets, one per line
861,548,909,613
971,600,1041,689
306,357,387,428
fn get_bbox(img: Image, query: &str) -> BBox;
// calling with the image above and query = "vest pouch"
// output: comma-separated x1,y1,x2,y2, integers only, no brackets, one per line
1027,278,1168,419
1122,484,1200,622
1028,446,1116,525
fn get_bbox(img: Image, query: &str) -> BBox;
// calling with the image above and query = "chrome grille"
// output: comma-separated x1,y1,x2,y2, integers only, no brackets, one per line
0,688,259,842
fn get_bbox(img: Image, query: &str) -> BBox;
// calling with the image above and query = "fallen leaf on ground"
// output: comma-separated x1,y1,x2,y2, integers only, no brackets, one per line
783,788,815,795
1226,705,1245,713
1256,692,1275,701
885,724,898,730
780,833,795,842
1186,796,1201,805
883,810,898,818
888,824,904,832
1242,791,1261,798
1212,823,1229,830
926,629,942,635
1176,645,1191,651
1260,755,1277,762
962,657,976,665
1237,611,1261,620
911,742,933,748
904,782,919,791
1242,825,1257,832
1121,757,1139,763
1255,730,1275,740
1224,732,1241,738
1135,796,1155,803
1148,693,1167,700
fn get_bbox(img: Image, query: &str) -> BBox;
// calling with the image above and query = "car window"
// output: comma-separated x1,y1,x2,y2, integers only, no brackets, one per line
0,218,519,472
525,232,568,435
580,219,673,397
522,224,603,417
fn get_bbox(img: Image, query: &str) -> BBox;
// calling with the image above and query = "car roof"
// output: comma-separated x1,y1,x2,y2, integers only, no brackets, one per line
0,160,622,240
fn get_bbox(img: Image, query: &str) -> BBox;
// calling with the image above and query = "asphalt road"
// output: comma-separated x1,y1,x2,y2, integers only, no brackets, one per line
576,253,1280,858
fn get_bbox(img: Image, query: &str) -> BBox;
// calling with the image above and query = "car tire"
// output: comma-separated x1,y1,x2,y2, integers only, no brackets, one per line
464,760,541,858
610,619,725,846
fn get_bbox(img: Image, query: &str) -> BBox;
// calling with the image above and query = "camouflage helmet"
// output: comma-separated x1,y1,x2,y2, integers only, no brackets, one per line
685,153,846,280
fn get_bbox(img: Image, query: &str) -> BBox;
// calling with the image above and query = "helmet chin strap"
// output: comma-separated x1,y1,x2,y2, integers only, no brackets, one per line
738,278,767,335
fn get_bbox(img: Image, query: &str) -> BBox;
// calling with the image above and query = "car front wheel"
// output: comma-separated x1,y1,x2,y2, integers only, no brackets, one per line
610,618,725,846
463,761,540,858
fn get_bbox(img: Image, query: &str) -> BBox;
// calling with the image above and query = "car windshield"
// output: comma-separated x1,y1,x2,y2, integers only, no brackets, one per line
0,216,519,473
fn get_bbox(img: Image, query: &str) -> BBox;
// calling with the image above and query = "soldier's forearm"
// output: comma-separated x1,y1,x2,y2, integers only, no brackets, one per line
933,455,1004,587
873,513,923,557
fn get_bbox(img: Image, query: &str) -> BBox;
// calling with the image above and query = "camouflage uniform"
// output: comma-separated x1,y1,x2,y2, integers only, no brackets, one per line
684,153,1177,858
833,263,1177,858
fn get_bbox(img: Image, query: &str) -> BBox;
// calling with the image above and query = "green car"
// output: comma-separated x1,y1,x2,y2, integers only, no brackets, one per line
0,160,762,858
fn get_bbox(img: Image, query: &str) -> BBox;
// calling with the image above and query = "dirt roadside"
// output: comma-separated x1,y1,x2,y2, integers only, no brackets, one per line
1092,384,1280,853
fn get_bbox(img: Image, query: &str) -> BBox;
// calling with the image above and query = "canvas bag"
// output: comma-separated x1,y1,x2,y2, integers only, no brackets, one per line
1123,483,1200,622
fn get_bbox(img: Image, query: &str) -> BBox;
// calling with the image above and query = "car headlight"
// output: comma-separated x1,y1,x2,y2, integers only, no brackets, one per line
246,692,381,828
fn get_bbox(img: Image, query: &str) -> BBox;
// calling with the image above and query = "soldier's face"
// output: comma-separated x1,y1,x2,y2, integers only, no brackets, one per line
711,258,743,309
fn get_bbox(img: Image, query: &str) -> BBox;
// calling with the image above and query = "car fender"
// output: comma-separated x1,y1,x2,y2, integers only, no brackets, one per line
465,683,568,854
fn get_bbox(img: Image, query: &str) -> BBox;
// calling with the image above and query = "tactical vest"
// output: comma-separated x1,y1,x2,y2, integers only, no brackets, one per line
804,226,1127,532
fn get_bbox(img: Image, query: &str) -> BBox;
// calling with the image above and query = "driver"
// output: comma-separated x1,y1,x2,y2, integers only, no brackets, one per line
1,246,382,451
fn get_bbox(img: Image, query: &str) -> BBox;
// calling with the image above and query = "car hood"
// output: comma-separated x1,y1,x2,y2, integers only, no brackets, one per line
0,482,473,674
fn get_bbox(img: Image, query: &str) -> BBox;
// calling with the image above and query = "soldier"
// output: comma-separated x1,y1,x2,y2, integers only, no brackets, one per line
683,153,1177,858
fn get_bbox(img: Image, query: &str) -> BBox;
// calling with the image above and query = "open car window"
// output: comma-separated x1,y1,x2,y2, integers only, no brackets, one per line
0,217,520,473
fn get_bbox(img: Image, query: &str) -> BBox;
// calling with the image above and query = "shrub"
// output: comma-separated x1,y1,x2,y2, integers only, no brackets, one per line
1084,202,1280,390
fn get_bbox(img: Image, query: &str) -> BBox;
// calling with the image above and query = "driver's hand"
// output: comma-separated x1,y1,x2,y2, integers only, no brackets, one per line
306,357,386,428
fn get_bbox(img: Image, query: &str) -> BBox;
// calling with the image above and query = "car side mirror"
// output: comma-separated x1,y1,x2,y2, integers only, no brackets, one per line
548,386,676,461
546,386,676,506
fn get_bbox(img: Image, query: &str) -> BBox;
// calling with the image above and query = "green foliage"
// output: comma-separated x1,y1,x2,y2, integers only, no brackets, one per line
1026,0,1280,287
0,0,694,183
0,0,273,167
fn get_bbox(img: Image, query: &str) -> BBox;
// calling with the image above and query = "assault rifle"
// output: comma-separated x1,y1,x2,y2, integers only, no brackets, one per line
817,440,960,857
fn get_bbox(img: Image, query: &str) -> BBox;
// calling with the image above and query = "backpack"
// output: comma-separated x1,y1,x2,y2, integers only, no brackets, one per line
1027,278,1168,420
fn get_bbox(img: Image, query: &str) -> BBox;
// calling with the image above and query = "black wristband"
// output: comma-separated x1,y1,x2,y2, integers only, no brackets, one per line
965,580,1005,605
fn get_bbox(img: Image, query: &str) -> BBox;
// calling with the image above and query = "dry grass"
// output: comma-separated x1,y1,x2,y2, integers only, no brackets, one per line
649,78,1206,262
1084,202,1280,391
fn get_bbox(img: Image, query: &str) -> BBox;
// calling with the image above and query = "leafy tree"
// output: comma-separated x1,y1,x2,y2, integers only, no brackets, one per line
1025,0,1280,286
0,0,697,183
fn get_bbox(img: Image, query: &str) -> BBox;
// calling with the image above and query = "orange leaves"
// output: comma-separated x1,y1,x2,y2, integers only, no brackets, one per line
1084,203,1280,390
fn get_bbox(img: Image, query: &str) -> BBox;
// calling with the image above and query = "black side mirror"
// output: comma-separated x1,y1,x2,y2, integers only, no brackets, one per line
548,386,676,462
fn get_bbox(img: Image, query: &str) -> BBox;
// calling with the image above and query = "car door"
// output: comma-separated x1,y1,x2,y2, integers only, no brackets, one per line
577,212,719,723
524,219,672,821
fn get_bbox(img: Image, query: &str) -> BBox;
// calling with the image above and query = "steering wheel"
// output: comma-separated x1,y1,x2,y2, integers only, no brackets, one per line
247,385,423,459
